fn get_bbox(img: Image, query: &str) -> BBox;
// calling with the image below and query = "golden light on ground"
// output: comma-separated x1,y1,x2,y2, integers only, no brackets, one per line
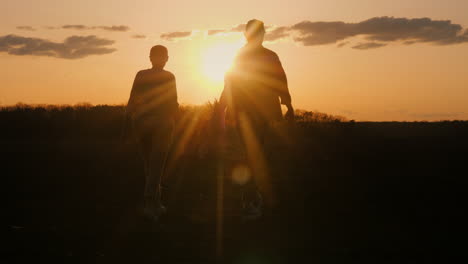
201,40,243,82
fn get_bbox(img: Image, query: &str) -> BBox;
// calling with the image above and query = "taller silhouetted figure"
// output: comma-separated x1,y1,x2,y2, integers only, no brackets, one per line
218,19,294,220
124,45,178,222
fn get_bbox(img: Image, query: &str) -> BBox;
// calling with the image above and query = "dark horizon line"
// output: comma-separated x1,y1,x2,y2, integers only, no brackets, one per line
1,102,466,123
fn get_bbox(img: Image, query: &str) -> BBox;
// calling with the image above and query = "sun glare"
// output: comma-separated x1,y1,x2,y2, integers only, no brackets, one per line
202,41,243,82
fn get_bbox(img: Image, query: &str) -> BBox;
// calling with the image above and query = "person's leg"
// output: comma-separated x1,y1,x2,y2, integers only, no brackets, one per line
248,119,267,209
135,120,154,204
132,120,152,206
236,115,267,219
145,121,174,216
146,151,165,206
133,119,162,219
139,137,151,196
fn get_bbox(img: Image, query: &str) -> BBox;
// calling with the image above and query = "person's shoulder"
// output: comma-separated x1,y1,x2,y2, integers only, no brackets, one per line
161,69,175,79
236,46,249,57
136,68,151,77
261,47,279,59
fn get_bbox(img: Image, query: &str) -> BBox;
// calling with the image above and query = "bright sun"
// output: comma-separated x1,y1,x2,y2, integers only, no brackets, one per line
202,41,243,82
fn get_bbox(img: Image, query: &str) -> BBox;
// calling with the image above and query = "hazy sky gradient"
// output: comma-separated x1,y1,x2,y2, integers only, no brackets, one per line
1,0,468,121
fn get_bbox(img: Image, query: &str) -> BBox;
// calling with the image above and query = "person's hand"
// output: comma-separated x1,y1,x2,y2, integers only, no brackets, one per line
285,106,295,122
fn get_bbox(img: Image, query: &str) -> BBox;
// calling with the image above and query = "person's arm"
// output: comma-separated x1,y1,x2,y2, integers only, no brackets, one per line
126,71,141,116
121,72,140,142
168,74,179,121
272,54,294,120
218,84,228,114
215,72,233,130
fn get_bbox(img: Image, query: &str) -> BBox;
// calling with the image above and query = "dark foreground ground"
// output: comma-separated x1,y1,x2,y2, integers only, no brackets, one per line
2,106,467,263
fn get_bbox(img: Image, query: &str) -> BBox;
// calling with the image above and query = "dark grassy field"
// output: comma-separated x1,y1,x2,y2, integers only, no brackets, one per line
2,104,467,263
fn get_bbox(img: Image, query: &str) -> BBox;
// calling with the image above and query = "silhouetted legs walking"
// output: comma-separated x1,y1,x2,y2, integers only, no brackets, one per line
236,114,270,220
134,119,173,221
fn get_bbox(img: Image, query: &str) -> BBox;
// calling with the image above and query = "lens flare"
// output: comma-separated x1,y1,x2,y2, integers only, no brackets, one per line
231,164,251,185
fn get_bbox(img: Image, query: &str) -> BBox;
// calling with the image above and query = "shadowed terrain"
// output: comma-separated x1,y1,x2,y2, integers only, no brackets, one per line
2,104,466,263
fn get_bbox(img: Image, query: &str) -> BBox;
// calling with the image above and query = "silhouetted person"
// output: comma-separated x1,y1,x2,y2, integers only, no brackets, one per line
124,45,178,222
218,19,294,219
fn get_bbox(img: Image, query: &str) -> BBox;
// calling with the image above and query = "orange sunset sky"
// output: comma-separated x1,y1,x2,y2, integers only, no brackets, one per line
1,0,468,121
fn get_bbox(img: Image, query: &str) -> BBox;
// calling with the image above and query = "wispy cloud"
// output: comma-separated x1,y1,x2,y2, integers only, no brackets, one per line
61,25,130,32
16,26,36,31
161,17,468,49
230,24,247,32
291,17,468,47
97,25,130,32
207,24,248,36
264,26,289,42
337,41,349,48
352,42,387,50
160,31,192,41
207,29,225,35
62,25,88,30
132,34,146,39
0,34,116,59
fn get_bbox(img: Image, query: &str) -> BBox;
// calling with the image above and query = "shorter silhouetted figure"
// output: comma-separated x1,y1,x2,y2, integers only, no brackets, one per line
124,45,178,222
218,19,294,220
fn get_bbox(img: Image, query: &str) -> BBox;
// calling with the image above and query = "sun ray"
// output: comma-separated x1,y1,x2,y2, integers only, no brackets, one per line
237,112,274,207
201,41,243,83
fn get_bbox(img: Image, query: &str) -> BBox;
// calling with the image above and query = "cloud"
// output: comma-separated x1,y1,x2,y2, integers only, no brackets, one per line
160,31,192,41
62,25,88,30
97,25,130,32
264,26,290,42
161,16,468,49
168,23,278,40
207,29,226,36
358,17,466,44
0,34,116,59
132,34,146,39
230,24,246,32
291,16,468,46
337,41,349,48
207,24,246,36
16,26,36,31
61,25,130,32
292,21,353,45
352,42,387,50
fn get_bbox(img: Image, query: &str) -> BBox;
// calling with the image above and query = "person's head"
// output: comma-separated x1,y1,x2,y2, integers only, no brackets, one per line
245,19,265,46
149,45,168,69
